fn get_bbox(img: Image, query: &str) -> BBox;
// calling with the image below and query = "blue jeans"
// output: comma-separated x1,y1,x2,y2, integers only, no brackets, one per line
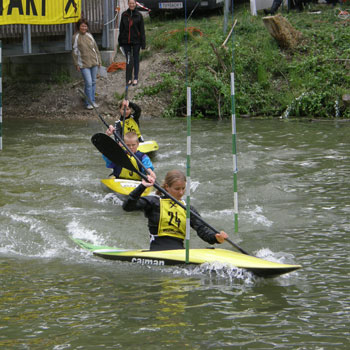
81,66,98,106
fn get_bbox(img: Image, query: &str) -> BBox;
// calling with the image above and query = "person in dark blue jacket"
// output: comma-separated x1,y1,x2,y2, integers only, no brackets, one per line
118,0,146,86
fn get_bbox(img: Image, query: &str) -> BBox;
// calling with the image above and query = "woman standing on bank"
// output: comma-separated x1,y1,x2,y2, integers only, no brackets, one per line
118,0,146,86
72,18,102,110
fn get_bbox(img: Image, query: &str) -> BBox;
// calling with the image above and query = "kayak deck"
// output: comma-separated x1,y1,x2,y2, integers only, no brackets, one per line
73,238,301,278
137,140,159,154
101,177,153,196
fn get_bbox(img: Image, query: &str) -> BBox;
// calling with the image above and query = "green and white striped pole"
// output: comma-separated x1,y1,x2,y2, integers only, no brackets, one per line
231,72,238,233
185,86,191,263
230,1,238,233
0,40,2,151
184,0,191,263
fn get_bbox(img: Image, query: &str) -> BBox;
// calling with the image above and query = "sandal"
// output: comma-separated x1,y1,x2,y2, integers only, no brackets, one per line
132,80,138,86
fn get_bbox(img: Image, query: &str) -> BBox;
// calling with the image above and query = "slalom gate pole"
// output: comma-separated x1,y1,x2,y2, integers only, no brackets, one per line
0,41,2,151
230,1,238,233
184,0,191,263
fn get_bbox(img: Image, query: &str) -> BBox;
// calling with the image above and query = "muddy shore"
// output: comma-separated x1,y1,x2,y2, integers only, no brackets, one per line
3,50,174,122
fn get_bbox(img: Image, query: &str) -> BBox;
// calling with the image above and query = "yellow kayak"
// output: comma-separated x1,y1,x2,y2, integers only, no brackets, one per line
72,238,302,278
138,140,159,154
101,177,153,196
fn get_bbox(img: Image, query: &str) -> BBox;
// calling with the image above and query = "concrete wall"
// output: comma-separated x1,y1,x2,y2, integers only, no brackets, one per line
3,52,79,82
2,49,115,83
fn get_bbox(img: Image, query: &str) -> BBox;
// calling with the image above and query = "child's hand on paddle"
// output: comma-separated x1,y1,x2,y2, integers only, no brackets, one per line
142,174,155,187
106,125,115,136
122,99,129,109
147,169,156,181
215,231,228,244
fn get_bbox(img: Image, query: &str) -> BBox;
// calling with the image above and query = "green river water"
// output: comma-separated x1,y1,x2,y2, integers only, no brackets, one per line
0,118,349,349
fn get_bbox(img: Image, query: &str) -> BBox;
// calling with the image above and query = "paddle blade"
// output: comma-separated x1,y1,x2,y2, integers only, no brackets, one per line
91,133,137,173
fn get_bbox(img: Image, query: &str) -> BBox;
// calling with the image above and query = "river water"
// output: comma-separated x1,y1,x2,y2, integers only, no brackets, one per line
1,117,349,349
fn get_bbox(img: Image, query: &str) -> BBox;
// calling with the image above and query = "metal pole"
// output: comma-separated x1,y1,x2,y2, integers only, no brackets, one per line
230,0,238,233
102,0,109,48
65,23,73,51
185,0,191,263
0,41,2,151
224,0,229,34
23,24,32,54
185,86,191,263
231,73,238,233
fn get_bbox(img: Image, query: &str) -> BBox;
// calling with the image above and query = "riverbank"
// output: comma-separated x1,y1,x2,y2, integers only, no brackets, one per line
3,50,173,121
3,3,350,120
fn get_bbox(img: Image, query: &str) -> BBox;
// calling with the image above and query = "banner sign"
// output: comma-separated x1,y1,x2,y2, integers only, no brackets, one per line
0,0,81,25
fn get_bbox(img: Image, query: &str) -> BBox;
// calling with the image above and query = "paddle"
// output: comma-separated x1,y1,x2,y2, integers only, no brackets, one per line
126,48,133,85
121,85,129,139
91,132,251,256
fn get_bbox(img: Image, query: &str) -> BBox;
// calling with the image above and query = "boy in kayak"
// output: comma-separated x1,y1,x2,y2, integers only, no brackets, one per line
122,169,228,251
113,99,144,142
103,131,155,180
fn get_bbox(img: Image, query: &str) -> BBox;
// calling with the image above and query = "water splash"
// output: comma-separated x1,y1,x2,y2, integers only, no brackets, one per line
165,261,256,284
67,219,105,246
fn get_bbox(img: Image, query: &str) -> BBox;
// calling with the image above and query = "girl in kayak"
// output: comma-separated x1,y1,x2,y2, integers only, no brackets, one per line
122,169,228,251
103,131,155,180
108,99,144,142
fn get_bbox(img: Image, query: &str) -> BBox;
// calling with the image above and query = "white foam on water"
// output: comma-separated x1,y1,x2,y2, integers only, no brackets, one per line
242,205,273,227
162,262,256,284
56,175,95,187
67,218,104,246
73,188,123,205
189,180,200,192
255,248,301,285
202,208,234,219
35,133,69,139
0,211,61,258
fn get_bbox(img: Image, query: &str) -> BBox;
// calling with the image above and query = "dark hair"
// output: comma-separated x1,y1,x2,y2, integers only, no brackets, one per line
156,170,186,196
76,18,89,32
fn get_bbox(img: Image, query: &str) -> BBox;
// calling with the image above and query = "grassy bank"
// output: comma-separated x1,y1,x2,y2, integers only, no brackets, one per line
139,3,350,119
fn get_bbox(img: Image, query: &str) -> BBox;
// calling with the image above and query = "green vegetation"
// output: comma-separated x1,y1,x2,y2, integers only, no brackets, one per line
141,3,350,119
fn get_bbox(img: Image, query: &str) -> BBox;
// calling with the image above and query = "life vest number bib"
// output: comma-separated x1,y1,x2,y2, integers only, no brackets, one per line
158,199,186,239
119,155,141,180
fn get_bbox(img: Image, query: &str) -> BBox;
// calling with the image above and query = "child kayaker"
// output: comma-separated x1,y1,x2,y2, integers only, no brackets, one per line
111,99,144,142
122,169,228,251
103,131,155,180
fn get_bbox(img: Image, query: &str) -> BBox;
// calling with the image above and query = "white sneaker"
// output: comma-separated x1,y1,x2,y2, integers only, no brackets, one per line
86,104,93,110
93,102,99,108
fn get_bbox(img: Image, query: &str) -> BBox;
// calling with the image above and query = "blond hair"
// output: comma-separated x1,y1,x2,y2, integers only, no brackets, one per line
124,131,138,142
156,170,186,196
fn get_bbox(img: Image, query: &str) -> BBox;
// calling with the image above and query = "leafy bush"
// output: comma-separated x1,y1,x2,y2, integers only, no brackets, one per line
144,4,350,119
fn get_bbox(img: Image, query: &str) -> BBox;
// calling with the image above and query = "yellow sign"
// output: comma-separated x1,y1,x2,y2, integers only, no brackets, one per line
0,0,81,25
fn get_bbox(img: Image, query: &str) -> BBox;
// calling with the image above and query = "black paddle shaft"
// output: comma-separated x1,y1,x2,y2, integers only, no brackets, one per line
91,133,251,256
121,85,129,139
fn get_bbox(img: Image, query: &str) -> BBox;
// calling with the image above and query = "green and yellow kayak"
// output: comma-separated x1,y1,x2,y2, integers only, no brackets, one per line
137,140,159,154
101,177,153,196
72,238,301,278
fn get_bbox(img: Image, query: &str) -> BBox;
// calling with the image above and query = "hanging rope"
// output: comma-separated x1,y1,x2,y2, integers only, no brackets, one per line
230,0,238,234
